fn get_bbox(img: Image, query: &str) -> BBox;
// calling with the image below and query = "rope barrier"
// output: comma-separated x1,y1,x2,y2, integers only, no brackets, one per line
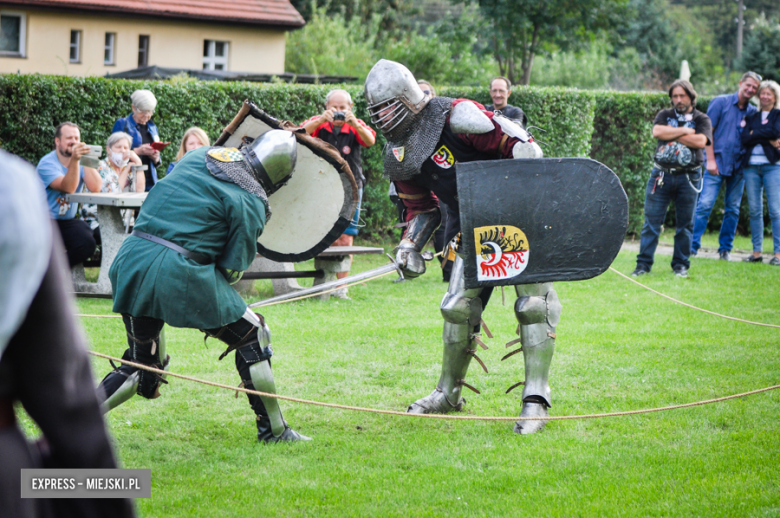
88,351,779,421
609,267,780,329
77,258,780,421
78,266,780,328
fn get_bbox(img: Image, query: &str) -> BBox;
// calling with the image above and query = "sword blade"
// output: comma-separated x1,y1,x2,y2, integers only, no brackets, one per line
249,261,401,308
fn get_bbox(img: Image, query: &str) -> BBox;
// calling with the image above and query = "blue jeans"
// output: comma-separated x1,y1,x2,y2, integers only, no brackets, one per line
743,164,780,254
691,171,746,254
343,187,363,236
636,169,701,271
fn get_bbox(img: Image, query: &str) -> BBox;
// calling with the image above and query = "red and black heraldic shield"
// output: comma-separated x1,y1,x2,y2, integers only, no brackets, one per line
215,101,359,263
456,158,628,290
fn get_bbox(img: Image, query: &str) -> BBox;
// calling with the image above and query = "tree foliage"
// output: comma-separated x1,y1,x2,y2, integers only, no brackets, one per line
285,4,380,80
285,1,498,85
472,0,626,85
736,15,780,81
288,0,420,35
670,0,780,68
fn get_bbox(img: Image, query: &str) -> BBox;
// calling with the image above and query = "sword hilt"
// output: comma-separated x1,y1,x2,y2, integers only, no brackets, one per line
386,253,405,282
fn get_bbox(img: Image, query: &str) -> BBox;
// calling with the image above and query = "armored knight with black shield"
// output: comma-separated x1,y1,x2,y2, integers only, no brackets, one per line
365,59,628,433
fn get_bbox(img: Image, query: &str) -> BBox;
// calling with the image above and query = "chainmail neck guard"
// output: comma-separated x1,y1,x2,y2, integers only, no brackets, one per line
382,96,454,181
205,150,271,219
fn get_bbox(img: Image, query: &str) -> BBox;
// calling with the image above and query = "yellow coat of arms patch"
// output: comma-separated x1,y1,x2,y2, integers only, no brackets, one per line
207,147,244,163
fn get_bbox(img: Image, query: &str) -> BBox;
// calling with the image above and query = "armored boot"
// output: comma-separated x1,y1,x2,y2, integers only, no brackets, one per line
226,309,310,443
504,283,560,435
248,360,311,443
99,316,169,412
408,256,488,414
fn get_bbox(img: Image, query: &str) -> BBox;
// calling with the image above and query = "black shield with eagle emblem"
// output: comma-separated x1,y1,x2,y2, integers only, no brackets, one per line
457,158,628,289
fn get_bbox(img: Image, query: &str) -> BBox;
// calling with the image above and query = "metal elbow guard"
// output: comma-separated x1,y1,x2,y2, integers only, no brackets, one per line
512,140,543,159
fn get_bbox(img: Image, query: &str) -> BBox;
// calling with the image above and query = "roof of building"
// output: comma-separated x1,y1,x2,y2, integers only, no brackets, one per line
0,0,305,28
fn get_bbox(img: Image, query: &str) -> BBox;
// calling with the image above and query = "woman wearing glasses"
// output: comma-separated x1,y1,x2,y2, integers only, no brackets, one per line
740,80,780,265
112,89,163,191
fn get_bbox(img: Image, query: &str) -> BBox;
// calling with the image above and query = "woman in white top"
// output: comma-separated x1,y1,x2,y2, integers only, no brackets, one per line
740,80,780,265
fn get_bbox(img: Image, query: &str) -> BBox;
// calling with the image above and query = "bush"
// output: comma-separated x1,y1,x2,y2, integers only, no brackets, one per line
2,73,744,239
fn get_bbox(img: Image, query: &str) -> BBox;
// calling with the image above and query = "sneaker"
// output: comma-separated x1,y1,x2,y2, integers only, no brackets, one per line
742,254,763,263
673,266,688,278
770,257,780,266
631,266,649,277
332,288,350,300
719,250,731,261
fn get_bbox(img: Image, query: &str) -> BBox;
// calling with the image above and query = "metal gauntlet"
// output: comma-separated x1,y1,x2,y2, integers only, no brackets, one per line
395,209,441,278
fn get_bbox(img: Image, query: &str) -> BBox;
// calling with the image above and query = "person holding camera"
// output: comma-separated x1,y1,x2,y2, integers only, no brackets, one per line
300,89,376,298
632,80,713,278
36,122,102,267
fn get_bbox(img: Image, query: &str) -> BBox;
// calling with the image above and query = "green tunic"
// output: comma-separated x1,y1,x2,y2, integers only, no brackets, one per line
110,147,266,329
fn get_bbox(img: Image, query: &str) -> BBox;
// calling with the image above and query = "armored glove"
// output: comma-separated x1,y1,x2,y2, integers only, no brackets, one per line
220,268,244,285
395,239,427,278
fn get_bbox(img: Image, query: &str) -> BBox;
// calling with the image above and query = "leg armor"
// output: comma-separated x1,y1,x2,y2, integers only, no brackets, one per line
407,256,489,414
206,308,310,443
98,315,169,412
504,283,561,434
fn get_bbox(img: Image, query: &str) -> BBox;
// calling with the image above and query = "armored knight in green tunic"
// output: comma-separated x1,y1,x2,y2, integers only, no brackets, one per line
98,130,310,443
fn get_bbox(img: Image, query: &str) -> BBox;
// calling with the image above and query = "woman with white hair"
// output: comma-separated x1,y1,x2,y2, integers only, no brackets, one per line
112,89,164,191
740,79,780,265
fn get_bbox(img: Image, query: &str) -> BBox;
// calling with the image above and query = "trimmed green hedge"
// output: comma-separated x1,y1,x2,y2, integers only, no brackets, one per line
0,74,738,237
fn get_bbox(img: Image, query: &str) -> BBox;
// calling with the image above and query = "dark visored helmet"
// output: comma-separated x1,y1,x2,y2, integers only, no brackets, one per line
364,59,430,134
241,129,297,195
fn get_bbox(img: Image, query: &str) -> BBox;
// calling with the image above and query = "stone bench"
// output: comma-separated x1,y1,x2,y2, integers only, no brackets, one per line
66,192,146,297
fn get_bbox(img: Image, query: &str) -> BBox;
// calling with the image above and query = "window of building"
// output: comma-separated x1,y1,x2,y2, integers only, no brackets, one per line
104,32,115,65
138,35,149,67
69,30,81,63
203,40,228,71
0,11,26,57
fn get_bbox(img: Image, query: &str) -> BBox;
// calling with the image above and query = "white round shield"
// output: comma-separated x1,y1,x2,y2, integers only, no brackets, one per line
216,102,358,262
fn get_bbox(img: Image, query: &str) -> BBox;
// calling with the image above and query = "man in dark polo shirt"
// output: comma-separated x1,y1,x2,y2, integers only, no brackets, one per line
485,76,528,128
301,89,376,298
633,80,713,278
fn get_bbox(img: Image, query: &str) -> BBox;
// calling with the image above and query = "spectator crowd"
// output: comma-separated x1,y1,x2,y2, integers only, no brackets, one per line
633,71,780,276
35,89,210,268
20,77,780,277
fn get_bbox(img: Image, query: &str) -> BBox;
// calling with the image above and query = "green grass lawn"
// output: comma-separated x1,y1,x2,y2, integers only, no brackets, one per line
23,243,780,517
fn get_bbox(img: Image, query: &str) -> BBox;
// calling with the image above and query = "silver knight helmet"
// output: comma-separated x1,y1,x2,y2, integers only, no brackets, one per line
241,129,298,195
364,59,431,138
